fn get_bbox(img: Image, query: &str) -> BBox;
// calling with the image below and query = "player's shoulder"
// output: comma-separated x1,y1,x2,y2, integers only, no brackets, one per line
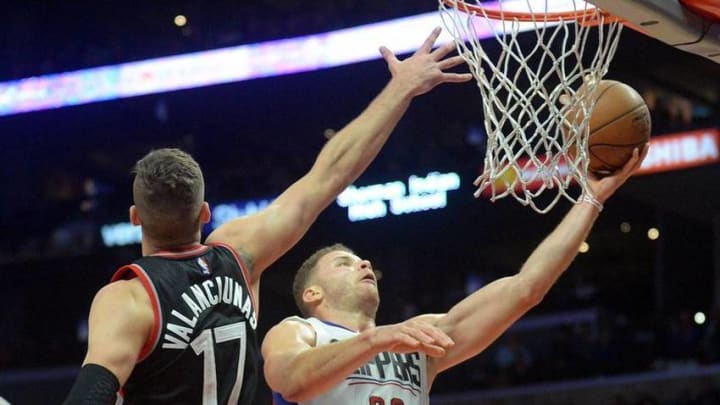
95,277,140,298
263,317,317,346
276,316,316,333
92,278,151,314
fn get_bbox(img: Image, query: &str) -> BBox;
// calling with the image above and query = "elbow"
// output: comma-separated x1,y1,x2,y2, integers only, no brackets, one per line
314,149,357,188
275,390,300,403
265,368,310,403
327,170,354,192
274,373,327,403
522,288,546,309
308,165,354,199
512,279,546,309
275,383,311,403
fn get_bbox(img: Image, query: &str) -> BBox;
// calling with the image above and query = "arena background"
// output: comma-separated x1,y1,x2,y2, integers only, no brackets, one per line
0,1,719,404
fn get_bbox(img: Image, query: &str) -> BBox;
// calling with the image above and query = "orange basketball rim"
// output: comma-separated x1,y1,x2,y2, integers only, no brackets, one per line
439,0,619,24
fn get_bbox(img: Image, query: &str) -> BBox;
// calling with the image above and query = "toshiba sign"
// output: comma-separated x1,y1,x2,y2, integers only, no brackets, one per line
477,128,720,198
636,128,720,175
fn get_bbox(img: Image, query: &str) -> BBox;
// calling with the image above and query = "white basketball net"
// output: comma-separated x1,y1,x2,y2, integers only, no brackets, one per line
439,0,623,213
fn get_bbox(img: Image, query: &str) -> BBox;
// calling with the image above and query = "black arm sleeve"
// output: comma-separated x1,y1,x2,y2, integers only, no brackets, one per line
63,364,120,405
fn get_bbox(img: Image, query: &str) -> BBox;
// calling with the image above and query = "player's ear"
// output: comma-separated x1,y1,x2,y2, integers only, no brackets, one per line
303,286,323,306
199,202,211,225
129,205,141,226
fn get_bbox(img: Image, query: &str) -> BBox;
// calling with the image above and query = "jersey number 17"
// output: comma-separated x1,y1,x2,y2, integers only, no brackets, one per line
191,322,247,405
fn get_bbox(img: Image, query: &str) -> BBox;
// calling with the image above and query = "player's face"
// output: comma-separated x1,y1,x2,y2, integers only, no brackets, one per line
315,250,379,303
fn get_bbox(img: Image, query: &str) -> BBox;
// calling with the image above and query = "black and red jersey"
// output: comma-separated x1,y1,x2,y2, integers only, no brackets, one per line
112,243,259,405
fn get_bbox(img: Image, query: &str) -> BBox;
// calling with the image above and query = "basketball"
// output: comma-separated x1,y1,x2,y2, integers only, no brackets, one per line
565,80,651,174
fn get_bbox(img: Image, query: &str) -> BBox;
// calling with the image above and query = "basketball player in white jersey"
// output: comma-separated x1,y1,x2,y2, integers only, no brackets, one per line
263,146,649,405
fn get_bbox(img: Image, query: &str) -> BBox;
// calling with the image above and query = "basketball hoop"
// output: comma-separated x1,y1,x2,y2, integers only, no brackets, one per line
442,0,616,23
439,0,624,213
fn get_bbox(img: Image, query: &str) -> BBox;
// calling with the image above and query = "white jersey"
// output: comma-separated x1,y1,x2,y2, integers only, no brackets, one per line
273,316,430,405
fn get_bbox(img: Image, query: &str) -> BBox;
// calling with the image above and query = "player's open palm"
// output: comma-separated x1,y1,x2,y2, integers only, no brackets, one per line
380,27,472,97
368,319,454,358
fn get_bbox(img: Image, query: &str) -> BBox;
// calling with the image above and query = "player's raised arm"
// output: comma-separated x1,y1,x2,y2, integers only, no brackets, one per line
426,146,649,381
206,28,471,279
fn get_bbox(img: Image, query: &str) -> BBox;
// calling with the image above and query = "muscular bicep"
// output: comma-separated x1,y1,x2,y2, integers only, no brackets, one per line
83,280,154,386
207,171,338,276
261,320,316,392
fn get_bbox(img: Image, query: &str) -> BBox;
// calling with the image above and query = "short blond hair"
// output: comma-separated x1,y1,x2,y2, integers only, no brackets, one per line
293,243,354,317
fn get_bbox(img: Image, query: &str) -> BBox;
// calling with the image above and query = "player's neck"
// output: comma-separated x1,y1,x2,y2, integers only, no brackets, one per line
141,234,203,256
314,307,376,333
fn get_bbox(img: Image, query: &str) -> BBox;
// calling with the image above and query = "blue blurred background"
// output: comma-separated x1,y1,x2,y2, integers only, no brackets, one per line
0,1,719,404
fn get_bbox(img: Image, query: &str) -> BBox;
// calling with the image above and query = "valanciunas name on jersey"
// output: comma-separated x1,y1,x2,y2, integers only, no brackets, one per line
162,275,257,349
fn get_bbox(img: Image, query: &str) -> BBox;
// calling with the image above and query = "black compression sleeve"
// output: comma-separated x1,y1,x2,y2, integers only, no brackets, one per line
63,363,120,405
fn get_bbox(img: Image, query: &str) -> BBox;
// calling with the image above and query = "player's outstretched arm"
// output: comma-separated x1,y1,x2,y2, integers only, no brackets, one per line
206,27,472,280
426,146,649,381
262,318,453,403
63,280,153,404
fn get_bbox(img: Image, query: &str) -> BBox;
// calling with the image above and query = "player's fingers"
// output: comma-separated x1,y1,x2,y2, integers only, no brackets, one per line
395,334,422,350
419,342,447,358
415,324,455,347
442,72,473,83
618,147,641,177
438,54,467,70
627,143,650,174
379,46,398,65
431,40,457,61
403,327,437,345
419,27,442,54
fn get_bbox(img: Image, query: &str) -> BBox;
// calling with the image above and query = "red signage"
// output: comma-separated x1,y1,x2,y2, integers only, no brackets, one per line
479,128,719,197
635,128,720,175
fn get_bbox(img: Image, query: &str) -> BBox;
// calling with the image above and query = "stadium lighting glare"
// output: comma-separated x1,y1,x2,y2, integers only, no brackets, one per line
174,15,187,27
647,227,660,240
0,2,538,117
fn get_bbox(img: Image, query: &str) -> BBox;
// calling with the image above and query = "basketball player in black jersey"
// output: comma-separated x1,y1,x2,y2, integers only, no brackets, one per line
263,146,649,404
62,28,471,405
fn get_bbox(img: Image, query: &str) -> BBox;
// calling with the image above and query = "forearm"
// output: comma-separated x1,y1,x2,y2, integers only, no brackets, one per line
516,201,600,300
311,79,414,188
430,201,601,375
271,332,379,402
519,145,648,292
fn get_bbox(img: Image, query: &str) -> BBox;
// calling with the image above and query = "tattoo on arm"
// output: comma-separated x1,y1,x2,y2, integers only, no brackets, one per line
236,249,255,276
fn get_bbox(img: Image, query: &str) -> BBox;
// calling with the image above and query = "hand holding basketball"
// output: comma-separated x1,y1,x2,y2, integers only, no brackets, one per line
586,143,649,204
565,79,652,175
379,27,472,97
